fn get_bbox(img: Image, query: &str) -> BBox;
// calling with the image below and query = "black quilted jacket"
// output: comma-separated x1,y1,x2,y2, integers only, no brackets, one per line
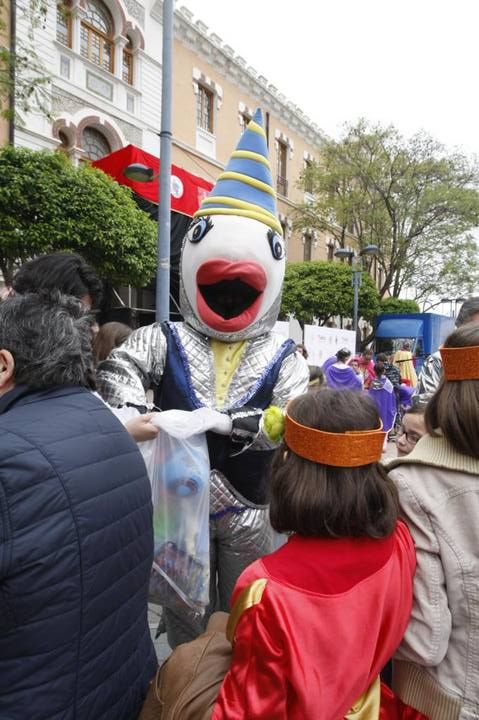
0,385,157,719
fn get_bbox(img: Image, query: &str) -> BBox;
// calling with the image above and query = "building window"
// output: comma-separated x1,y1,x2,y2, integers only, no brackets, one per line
122,36,134,85
276,140,288,197
303,232,312,261
327,242,334,261
126,93,135,113
304,159,314,194
196,85,214,133
82,126,111,161
57,3,72,47
241,112,251,131
80,0,114,73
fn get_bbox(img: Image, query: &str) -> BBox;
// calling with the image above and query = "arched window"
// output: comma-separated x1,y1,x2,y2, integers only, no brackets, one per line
82,126,111,161
122,36,133,85
80,0,114,73
57,3,72,47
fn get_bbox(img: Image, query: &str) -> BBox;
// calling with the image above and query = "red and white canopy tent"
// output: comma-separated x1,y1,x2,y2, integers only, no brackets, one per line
92,144,214,322
92,144,214,217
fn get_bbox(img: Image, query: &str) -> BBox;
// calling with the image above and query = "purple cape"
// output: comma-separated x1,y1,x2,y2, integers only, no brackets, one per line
368,378,397,432
322,355,337,372
325,364,362,391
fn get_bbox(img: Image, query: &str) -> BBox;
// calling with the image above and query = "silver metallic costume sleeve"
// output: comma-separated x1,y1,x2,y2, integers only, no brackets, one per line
417,351,443,401
96,323,167,407
252,350,310,451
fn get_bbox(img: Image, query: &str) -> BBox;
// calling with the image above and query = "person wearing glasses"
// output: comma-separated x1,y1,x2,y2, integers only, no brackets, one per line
396,404,426,457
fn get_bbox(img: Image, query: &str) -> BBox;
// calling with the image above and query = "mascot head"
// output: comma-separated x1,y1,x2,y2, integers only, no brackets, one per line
180,109,286,342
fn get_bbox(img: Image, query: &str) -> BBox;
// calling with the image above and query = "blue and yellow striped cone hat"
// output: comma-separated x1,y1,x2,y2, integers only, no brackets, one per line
194,108,282,236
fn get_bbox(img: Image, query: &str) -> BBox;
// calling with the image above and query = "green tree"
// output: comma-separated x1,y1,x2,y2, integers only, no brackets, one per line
0,145,158,285
296,120,479,301
379,297,420,314
280,260,380,327
0,0,52,124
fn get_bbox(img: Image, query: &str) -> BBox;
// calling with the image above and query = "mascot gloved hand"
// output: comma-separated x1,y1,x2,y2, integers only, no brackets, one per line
97,109,309,647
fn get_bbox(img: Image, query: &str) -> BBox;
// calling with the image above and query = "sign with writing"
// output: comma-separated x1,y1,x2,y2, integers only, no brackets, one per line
304,325,356,367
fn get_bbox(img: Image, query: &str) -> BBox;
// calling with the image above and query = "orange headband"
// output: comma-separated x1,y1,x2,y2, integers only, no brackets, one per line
284,413,385,467
440,345,479,381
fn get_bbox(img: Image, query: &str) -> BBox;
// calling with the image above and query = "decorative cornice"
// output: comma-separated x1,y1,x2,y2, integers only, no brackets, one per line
155,3,325,148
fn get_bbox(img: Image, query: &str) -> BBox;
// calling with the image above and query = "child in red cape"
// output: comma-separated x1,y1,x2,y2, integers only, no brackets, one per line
212,389,427,720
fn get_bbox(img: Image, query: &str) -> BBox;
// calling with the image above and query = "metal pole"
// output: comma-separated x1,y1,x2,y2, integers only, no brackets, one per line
8,0,16,146
352,268,362,352
156,0,174,322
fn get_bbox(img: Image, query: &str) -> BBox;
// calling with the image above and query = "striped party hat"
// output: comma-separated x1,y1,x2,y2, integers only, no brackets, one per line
194,108,282,235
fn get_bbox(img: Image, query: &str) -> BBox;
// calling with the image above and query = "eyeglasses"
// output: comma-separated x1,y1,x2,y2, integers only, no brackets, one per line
396,426,421,446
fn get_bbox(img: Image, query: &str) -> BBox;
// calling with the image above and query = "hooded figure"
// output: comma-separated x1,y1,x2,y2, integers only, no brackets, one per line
97,110,309,647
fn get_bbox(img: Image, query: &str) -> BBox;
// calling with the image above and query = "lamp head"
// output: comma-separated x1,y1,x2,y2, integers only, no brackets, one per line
334,248,354,260
123,163,156,183
359,244,379,256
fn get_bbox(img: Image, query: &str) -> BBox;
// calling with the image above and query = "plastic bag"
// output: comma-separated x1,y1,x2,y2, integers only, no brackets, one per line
145,423,211,616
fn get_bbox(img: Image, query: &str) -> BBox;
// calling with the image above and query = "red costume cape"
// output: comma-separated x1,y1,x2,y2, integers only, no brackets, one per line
213,522,426,719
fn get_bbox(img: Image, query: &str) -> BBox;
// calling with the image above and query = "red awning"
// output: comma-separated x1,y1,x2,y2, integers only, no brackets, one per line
92,144,214,217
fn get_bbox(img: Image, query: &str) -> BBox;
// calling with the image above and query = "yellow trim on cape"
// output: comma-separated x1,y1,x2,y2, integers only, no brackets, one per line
194,207,283,235
226,578,268,644
245,120,267,138
216,171,275,197
345,675,381,719
231,150,270,166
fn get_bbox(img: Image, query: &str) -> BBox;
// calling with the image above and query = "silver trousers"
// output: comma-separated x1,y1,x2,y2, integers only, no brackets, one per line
165,470,273,648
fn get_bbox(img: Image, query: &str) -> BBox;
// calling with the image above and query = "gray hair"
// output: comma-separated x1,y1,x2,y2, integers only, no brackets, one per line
0,292,96,390
456,297,479,327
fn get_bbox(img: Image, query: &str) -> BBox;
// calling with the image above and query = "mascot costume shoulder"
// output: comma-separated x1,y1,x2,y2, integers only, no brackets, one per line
97,109,309,645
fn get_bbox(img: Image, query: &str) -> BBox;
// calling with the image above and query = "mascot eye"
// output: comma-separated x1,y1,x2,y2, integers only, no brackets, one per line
189,216,213,243
267,229,285,260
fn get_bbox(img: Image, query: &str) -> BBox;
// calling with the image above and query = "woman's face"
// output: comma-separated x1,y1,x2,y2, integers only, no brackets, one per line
351,360,359,373
396,413,426,456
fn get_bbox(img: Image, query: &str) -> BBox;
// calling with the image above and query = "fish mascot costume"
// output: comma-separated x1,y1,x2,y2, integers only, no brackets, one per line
97,109,309,646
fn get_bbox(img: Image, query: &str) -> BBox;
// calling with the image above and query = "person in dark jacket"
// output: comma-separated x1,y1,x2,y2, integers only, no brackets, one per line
0,292,157,720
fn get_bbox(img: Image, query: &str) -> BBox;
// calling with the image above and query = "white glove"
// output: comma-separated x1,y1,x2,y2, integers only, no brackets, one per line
150,407,232,439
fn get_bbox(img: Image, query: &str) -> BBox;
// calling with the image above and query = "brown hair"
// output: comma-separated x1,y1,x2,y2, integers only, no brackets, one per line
425,323,479,458
269,388,398,539
93,321,132,363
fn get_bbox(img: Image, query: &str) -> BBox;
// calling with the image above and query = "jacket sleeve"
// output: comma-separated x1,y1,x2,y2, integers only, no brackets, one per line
248,351,309,452
96,323,167,407
417,352,442,401
392,470,452,667
0,480,10,582
212,597,286,720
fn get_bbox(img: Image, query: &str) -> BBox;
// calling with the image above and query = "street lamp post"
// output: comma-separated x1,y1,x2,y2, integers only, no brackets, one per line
334,245,378,351
123,0,173,323
440,297,466,319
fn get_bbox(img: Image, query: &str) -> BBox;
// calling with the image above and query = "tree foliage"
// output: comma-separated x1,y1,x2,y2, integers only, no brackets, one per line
379,297,420,314
0,0,52,123
280,260,380,326
296,120,479,301
0,145,158,285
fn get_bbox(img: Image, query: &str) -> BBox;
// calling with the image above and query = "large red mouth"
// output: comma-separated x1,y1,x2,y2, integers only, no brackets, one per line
196,259,266,332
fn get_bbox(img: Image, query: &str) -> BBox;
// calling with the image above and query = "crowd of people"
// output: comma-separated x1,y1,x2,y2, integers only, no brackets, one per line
2,109,479,720
1,250,478,720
